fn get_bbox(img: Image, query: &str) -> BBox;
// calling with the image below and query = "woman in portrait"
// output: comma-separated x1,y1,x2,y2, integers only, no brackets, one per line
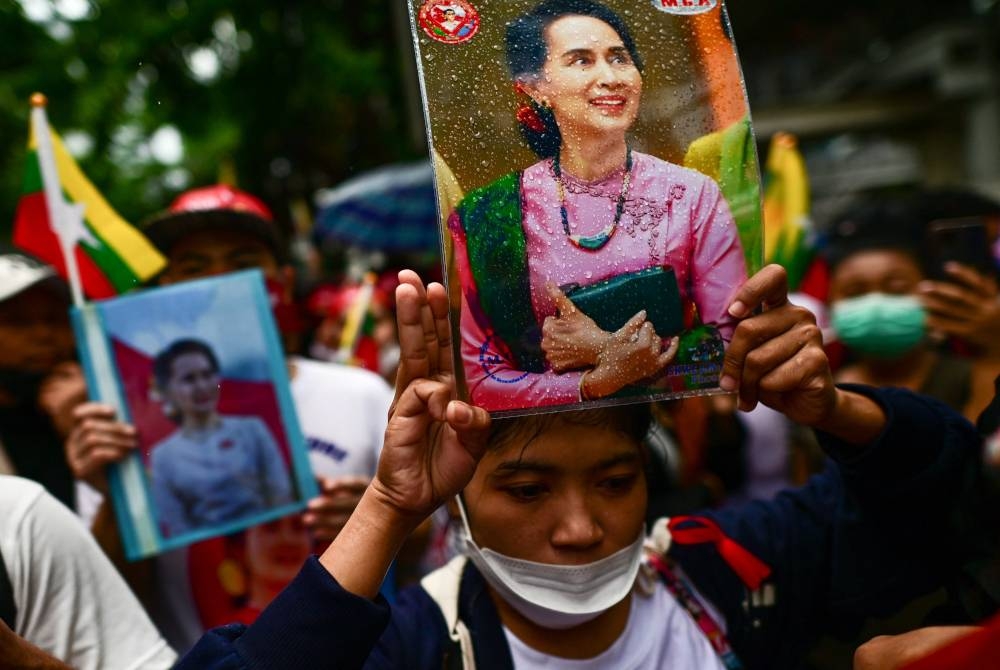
149,338,294,538
448,0,747,411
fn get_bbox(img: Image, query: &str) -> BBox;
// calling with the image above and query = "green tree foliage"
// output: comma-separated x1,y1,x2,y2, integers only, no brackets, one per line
0,0,421,235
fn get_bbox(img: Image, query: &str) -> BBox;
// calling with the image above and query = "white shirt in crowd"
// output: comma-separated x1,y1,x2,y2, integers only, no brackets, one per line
0,475,176,669
504,580,726,670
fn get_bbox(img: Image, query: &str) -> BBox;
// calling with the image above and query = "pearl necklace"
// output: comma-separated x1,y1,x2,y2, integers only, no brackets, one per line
553,148,633,251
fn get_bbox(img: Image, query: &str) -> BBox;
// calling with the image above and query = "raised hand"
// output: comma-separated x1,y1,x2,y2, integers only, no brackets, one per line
320,271,490,598
65,402,138,494
371,271,491,521
919,262,1000,355
720,265,886,445
720,265,834,423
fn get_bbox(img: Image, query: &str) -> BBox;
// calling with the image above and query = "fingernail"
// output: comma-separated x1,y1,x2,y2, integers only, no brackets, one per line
451,402,472,424
917,281,933,293
728,301,748,318
719,375,737,392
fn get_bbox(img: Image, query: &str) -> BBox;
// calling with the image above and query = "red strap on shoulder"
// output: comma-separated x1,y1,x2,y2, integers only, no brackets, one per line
667,516,772,591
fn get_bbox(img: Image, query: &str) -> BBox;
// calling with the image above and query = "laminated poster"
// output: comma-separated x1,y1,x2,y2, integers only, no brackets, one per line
72,270,318,560
410,0,763,416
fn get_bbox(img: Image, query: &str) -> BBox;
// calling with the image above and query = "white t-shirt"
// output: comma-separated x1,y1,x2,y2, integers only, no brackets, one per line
288,356,392,478
0,475,176,670
153,357,393,654
504,581,726,670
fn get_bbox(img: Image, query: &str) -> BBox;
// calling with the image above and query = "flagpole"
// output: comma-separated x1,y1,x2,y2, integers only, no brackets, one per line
31,93,86,308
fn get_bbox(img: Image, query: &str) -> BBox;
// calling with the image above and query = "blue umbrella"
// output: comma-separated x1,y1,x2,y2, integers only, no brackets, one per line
313,161,440,254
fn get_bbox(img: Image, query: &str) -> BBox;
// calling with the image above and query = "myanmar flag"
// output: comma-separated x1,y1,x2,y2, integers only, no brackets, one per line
762,133,813,292
13,101,165,299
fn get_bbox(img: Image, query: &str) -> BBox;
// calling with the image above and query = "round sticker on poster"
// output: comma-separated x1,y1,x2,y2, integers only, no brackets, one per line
419,1,481,44
652,0,718,15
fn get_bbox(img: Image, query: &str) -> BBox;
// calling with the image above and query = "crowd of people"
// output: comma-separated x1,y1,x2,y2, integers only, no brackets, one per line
4,1,1000,669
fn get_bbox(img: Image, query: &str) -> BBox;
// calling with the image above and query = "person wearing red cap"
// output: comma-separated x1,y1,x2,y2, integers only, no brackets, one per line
64,185,394,654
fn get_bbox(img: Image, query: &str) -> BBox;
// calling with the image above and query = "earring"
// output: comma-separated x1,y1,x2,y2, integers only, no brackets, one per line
514,83,547,133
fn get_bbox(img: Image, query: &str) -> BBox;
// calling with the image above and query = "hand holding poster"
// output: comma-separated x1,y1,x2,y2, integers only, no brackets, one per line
73,270,318,559
410,0,763,415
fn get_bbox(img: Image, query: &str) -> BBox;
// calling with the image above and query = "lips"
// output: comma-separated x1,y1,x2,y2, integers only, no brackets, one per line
590,95,628,109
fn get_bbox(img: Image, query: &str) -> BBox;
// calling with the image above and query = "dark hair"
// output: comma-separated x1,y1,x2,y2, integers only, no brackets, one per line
153,338,220,389
506,0,644,158
822,196,929,274
914,188,1000,223
487,404,652,455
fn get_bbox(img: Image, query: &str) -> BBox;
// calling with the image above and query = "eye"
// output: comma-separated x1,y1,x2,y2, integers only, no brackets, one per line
175,261,207,278
504,483,548,502
600,474,638,495
884,278,916,295
231,253,263,270
570,55,592,67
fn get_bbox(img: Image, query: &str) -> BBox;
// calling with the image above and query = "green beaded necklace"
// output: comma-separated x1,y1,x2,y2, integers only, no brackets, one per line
553,147,633,251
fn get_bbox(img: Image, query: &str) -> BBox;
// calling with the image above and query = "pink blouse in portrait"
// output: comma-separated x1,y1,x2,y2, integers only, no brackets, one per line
450,152,747,412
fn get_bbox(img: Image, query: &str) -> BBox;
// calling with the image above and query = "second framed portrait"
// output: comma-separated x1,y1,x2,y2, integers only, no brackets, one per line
73,270,317,559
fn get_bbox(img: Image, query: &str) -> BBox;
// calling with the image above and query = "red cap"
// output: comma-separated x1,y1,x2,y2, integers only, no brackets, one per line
307,282,390,319
142,185,283,259
168,185,273,221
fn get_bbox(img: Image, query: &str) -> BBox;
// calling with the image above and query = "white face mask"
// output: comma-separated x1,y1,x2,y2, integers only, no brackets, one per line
456,497,645,630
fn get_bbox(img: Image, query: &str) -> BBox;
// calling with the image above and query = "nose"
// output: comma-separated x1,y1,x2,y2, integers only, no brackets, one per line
595,59,622,88
196,374,219,393
550,492,604,551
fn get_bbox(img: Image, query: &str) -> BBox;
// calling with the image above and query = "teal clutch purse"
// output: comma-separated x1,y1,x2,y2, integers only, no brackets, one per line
561,266,683,337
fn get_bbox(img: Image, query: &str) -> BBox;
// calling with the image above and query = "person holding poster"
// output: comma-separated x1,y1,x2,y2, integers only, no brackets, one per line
148,338,294,538
448,0,747,412
176,265,982,670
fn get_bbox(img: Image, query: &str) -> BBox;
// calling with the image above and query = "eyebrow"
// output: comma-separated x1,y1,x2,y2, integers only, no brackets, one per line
492,451,640,476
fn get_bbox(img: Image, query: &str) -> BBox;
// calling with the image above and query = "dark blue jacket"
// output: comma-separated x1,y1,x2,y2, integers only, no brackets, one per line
178,387,982,669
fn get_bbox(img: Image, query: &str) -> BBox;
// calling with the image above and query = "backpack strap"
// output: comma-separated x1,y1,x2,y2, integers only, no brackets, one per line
0,542,16,631
421,556,477,670
648,516,754,670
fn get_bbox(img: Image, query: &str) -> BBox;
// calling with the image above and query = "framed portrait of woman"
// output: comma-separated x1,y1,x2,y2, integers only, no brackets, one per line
72,270,318,559
411,0,764,415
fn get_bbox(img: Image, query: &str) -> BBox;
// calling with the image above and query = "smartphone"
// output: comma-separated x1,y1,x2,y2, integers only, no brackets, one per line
925,217,996,280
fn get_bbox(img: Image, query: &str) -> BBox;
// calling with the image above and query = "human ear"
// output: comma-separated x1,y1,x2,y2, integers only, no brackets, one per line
516,75,549,109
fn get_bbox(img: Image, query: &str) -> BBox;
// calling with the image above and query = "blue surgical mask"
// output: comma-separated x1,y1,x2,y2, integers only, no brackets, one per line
831,293,927,359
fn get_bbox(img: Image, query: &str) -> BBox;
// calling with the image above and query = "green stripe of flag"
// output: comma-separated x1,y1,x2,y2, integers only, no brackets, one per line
23,150,43,192
25,149,142,293
79,227,141,293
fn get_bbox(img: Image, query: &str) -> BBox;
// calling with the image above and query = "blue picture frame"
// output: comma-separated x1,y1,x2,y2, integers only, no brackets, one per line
72,270,318,560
